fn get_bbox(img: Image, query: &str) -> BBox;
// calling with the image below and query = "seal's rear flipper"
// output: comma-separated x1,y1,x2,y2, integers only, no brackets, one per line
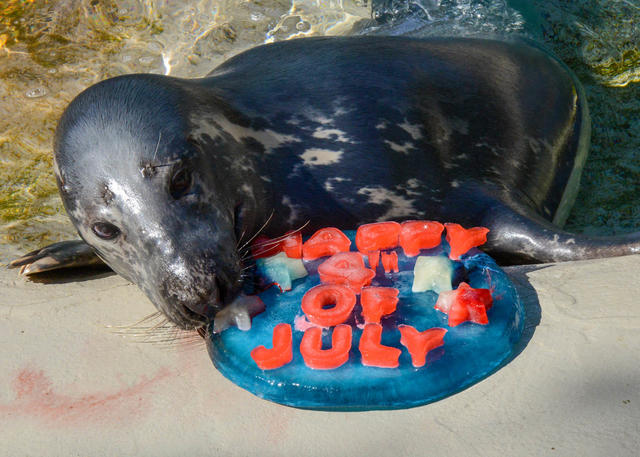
479,197,640,265
8,240,106,275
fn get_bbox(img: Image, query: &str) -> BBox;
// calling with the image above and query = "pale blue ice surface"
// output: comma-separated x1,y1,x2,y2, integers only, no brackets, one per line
207,231,524,410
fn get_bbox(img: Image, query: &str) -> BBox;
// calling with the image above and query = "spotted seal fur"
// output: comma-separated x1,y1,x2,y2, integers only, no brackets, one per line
10,36,640,330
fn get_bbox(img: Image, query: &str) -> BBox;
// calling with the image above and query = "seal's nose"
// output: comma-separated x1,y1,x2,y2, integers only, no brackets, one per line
183,286,220,321
159,273,223,324
181,275,231,321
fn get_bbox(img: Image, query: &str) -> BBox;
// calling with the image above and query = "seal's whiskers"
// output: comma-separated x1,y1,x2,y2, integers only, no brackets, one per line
239,220,310,262
236,210,275,253
105,310,165,329
106,314,205,349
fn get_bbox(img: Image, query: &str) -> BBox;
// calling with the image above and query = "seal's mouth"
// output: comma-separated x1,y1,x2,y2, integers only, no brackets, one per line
160,271,233,330
175,282,266,335
175,257,254,331
160,207,261,331
191,277,227,323
177,256,264,333
180,304,211,331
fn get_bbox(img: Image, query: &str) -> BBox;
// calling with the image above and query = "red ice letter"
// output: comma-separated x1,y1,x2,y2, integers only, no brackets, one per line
301,284,357,327
398,325,447,367
444,223,490,260
356,221,401,253
317,252,376,294
302,227,351,260
360,287,399,324
399,220,444,257
359,323,401,368
300,324,353,370
250,323,293,370
381,251,399,273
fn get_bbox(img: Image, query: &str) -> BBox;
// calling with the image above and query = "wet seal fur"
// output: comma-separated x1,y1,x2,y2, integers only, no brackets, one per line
11,36,640,330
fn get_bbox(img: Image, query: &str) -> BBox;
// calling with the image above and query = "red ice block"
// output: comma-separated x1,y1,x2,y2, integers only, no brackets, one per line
317,252,375,294
356,221,401,253
444,223,490,260
251,235,283,259
359,323,401,368
435,282,493,326
367,250,380,271
301,284,357,327
302,227,351,260
250,323,293,370
398,326,447,367
282,231,303,258
251,231,303,259
399,220,444,257
381,251,399,273
360,287,399,324
300,324,352,370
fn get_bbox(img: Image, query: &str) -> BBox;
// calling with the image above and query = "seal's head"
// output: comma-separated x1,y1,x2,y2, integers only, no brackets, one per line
54,74,257,329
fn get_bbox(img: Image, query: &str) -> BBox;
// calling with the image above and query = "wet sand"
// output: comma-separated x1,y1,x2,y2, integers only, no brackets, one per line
1,250,638,456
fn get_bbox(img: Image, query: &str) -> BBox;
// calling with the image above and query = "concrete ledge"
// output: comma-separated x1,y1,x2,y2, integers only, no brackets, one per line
1,254,639,456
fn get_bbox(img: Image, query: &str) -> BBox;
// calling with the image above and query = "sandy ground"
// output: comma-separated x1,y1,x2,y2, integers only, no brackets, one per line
1,251,639,456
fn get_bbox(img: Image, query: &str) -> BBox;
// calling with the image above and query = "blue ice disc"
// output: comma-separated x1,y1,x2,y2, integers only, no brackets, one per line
206,230,524,411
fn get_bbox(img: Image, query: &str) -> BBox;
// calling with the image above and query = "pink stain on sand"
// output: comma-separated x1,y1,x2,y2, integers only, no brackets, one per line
0,366,171,427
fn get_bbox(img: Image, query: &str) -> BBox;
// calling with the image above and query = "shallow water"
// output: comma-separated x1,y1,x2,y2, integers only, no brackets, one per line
0,0,638,261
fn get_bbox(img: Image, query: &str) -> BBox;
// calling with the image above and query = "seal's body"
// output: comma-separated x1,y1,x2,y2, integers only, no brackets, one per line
12,37,640,329
202,36,591,263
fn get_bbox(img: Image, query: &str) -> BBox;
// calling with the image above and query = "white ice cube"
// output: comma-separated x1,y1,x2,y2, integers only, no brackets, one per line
256,252,308,291
411,255,454,294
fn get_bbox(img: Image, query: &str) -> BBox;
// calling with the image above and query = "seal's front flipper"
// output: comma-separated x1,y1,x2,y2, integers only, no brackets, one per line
8,240,106,275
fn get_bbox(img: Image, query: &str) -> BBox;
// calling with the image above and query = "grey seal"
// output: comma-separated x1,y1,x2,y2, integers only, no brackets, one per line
10,36,640,330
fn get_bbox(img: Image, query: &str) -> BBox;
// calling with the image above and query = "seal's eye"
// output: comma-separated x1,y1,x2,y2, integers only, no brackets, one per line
170,168,192,199
92,222,121,240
